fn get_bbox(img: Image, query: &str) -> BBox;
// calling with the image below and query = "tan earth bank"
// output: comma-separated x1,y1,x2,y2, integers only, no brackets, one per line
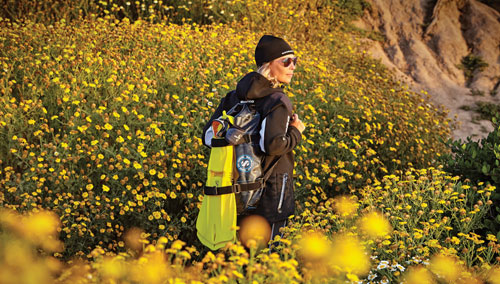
353,0,500,141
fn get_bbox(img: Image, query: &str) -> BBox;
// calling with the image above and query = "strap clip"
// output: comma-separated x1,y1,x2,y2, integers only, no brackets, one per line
233,184,241,194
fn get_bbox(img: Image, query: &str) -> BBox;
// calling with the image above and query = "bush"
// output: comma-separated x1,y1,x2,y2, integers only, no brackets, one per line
458,53,489,84
355,167,499,282
476,101,500,120
440,114,500,239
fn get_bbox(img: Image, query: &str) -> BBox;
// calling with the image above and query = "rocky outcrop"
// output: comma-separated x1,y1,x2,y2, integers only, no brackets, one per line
354,0,500,140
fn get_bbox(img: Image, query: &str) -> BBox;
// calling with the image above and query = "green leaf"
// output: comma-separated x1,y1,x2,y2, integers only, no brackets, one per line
482,164,490,175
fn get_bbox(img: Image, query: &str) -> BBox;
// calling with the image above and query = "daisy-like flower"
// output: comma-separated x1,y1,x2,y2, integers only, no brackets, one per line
391,263,405,272
377,260,390,270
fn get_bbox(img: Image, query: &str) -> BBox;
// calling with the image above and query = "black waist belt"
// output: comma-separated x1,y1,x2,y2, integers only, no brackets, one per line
204,181,263,195
211,134,260,147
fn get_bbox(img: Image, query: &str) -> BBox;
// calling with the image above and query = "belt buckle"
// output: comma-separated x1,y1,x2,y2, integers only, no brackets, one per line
233,184,241,194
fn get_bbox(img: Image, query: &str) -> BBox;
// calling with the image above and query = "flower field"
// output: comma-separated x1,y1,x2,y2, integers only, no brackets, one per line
1,0,499,283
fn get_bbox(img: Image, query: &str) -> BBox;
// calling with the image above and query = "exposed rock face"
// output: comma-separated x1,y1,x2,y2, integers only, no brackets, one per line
355,0,500,140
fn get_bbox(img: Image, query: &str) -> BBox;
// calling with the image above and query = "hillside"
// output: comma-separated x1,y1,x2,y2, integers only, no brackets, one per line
355,0,500,140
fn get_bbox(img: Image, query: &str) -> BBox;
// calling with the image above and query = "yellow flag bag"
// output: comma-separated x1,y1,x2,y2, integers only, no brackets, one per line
196,112,237,250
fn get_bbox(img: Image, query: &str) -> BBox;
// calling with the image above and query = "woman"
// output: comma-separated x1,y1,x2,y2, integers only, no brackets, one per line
202,35,305,244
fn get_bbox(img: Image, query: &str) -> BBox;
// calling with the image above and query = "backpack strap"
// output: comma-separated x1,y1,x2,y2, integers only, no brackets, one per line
210,134,260,147
203,155,282,195
203,181,263,195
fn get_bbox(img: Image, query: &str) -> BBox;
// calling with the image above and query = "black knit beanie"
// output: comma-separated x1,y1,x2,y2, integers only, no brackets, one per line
255,35,294,67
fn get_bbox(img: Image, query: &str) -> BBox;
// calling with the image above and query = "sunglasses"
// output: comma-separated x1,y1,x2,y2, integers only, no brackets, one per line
280,57,298,67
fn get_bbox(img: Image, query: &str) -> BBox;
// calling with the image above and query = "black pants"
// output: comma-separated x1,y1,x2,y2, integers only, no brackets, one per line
268,219,287,251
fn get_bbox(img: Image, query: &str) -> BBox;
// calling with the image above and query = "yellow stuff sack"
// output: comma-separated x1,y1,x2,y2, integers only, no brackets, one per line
196,112,237,250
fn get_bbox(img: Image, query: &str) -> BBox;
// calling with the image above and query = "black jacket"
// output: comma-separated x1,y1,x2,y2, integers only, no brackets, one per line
202,72,302,223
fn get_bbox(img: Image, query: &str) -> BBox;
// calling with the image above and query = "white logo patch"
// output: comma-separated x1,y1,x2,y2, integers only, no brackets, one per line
236,155,253,173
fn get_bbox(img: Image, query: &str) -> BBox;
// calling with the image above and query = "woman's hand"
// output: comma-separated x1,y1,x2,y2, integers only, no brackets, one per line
290,114,305,133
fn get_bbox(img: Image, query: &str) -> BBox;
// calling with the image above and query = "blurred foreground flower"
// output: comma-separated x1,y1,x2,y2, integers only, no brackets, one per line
429,254,462,282
359,211,392,239
124,227,146,252
238,215,271,249
130,251,171,284
333,195,359,217
488,266,500,284
99,257,127,281
0,209,63,284
0,209,62,252
330,234,370,277
297,231,332,263
403,266,435,284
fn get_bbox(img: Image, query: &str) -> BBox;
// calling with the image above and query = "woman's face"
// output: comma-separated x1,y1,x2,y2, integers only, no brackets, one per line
269,55,297,84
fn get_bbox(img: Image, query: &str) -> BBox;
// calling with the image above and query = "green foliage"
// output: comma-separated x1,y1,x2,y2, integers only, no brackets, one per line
0,0,248,24
359,167,497,268
335,0,371,21
476,101,500,121
458,53,489,84
440,114,500,239
1,0,370,27
470,88,485,97
1,0,97,23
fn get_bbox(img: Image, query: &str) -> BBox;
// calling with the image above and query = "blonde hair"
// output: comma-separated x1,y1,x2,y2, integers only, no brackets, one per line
257,62,280,88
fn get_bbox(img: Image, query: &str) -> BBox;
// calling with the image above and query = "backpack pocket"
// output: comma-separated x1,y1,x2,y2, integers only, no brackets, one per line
257,172,294,223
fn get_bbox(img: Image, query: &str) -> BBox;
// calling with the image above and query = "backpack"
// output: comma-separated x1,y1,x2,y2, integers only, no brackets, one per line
196,99,280,250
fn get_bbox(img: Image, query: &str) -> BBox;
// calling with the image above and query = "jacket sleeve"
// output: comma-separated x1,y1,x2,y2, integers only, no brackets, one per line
201,97,226,148
260,98,302,156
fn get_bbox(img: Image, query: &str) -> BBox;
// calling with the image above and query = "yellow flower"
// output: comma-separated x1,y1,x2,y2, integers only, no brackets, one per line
103,185,110,192
153,211,161,219
104,123,113,130
487,234,498,242
171,240,185,250
359,211,392,238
